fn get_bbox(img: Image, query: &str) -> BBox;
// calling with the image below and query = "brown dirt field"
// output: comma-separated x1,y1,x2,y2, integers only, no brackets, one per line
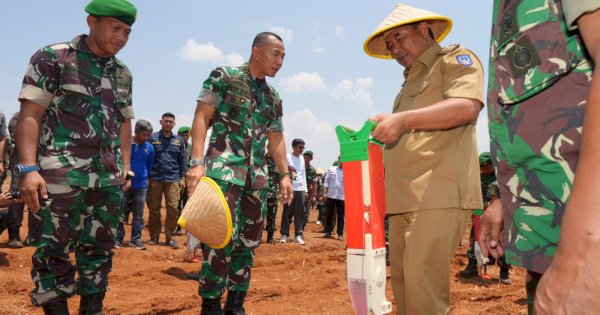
0,195,527,315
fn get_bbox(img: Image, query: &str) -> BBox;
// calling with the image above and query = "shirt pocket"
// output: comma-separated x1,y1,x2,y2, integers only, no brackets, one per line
222,83,252,121
57,62,98,117
113,68,131,122
494,0,573,105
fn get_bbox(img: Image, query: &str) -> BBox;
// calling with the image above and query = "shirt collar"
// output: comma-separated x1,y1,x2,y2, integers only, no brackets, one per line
403,43,442,78
69,34,116,64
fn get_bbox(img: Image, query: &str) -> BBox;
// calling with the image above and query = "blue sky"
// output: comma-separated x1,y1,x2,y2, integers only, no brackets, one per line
0,1,493,170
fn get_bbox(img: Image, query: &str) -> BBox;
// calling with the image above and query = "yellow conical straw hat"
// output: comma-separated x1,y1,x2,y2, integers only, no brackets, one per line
178,177,232,249
364,3,453,59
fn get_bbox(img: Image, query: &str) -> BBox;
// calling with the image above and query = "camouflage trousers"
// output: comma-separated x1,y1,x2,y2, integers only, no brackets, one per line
302,194,311,228
28,183,122,306
198,178,267,298
316,202,326,223
265,196,278,233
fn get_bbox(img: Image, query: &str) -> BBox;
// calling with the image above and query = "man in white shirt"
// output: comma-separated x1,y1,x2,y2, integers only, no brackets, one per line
323,157,345,240
280,138,307,245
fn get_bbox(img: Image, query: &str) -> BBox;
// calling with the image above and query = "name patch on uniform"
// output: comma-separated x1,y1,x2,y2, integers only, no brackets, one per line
456,54,473,66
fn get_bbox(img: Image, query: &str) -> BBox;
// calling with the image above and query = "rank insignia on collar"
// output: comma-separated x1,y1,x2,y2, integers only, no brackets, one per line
456,54,473,66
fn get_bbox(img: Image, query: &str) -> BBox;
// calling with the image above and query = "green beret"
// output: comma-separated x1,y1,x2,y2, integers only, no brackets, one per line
177,126,191,134
479,152,492,165
333,160,339,166
303,150,313,157
85,0,137,26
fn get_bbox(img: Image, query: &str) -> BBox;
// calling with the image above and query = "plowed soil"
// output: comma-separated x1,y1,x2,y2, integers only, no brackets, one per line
0,200,527,315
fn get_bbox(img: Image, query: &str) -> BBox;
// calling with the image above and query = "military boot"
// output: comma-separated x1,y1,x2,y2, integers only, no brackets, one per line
458,258,478,278
42,300,69,315
200,297,223,315
79,292,105,315
223,291,247,315
266,231,275,244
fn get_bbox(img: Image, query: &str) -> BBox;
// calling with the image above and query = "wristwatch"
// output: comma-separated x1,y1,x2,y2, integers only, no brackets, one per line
13,164,39,177
189,158,204,167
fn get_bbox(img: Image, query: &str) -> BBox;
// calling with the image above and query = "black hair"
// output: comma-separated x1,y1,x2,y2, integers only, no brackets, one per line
252,32,283,48
292,138,305,147
162,112,175,119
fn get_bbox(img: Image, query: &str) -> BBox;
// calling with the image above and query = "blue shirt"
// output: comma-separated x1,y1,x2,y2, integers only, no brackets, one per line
130,140,154,189
324,166,344,200
149,130,187,182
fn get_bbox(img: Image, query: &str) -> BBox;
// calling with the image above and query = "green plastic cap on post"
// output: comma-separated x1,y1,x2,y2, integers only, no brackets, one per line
335,120,382,162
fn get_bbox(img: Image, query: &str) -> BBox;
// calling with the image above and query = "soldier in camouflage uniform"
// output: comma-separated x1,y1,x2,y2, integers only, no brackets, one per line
0,111,8,188
480,1,600,314
459,152,511,284
175,126,191,236
302,150,317,229
315,168,326,225
265,149,280,244
15,0,137,313
187,32,293,315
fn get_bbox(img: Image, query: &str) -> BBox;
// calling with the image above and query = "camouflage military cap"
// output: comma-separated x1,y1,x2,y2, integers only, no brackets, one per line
85,0,137,26
303,150,313,157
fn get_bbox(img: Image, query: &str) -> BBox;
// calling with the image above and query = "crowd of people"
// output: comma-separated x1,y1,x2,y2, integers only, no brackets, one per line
1,0,599,314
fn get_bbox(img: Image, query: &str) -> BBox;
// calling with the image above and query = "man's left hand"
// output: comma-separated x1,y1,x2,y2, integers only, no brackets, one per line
279,177,293,205
123,180,131,192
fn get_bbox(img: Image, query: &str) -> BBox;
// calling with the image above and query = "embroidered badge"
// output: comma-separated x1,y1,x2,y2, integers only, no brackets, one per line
456,54,473,66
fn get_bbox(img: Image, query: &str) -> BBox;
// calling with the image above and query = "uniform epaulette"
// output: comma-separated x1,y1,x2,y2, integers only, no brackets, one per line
439,44,460,55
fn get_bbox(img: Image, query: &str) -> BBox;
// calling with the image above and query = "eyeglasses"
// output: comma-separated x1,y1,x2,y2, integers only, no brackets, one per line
298,146,305,150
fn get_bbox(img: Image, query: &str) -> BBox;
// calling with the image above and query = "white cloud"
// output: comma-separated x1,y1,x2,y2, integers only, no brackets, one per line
269,26,293,43
334,26,345,37
329,77,374,111
279,72,327,93
312,47,324,54
282,108,338,169
180,39,245,66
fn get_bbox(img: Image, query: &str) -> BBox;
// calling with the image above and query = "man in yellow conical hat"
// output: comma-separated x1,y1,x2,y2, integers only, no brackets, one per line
365,3,485,314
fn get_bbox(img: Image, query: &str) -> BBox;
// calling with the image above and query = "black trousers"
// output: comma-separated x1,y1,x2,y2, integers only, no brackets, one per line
325,198,345,236
280,191,305,237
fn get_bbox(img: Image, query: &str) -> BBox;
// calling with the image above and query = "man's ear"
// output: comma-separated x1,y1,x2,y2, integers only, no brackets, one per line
251,46,260,60
417,21,430,38
87,15,97,32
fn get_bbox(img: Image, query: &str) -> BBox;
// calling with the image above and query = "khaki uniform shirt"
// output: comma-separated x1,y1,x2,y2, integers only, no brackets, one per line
385,43,484,214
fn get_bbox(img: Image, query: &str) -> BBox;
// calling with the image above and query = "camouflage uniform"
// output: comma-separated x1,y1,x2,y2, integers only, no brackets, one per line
488,0,595,310
196,63,283,298
7,113,26,243
0,112,8,188
315,176,326,223
265,155,279,235
18,34,133,306
302,164,316,227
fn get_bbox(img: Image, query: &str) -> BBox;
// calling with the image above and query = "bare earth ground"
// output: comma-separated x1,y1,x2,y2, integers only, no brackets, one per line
0,195,527,315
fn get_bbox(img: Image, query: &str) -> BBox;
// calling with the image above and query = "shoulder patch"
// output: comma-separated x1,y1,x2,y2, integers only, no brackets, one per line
455,54,474,66
439,44,460,55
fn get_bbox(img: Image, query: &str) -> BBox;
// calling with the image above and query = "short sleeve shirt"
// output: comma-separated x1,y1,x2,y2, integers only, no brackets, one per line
197,63,283,190
384,43,484,214
18,35,134,188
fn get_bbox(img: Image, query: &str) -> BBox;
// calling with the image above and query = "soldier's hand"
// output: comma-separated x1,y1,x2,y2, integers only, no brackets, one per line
478,198,504,259
279,177,293,205
123,180,131,193
186,165,205,196
20,171,48,213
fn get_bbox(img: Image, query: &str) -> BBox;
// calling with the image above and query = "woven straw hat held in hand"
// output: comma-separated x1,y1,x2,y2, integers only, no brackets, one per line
178,177,232,249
